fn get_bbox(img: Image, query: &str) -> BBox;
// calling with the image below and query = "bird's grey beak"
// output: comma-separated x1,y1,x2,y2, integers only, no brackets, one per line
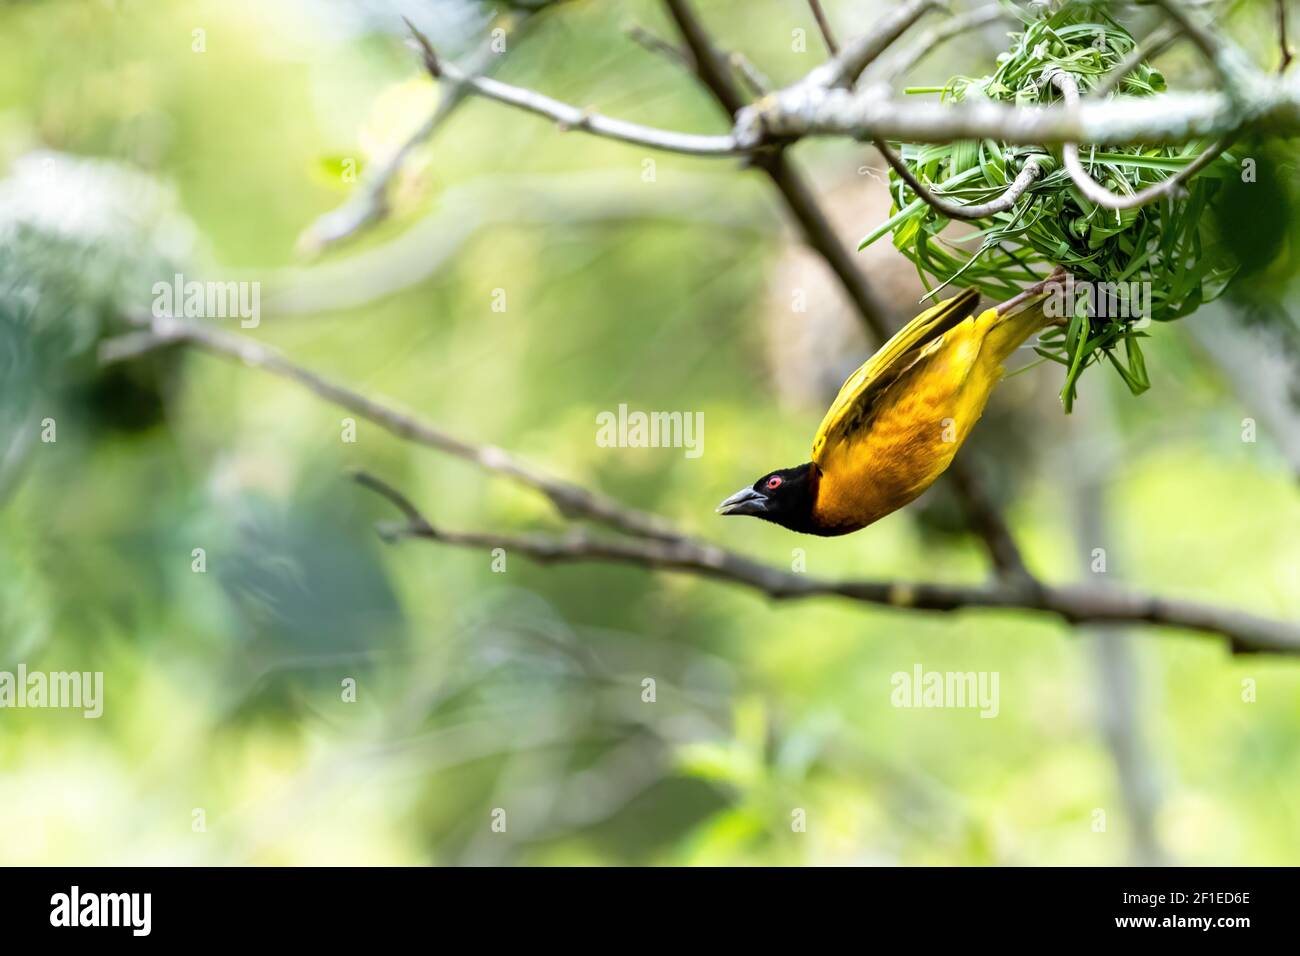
717,486,771,516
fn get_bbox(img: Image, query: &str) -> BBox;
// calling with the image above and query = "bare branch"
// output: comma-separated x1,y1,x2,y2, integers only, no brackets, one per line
100,313,681,542
299,11,541,254
352,469,433,535
806,0,839,56
734,79,1300,147
734,1,1279,151
875,139,1043,220
354,471,1300,656
1050,70,1227,211
625,24,693,70
801,0,941,90
661,0,894,337
404,19,743,157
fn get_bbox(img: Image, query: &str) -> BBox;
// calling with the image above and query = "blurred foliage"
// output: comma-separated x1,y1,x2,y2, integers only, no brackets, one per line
0,0,1297,866
0,151,197,493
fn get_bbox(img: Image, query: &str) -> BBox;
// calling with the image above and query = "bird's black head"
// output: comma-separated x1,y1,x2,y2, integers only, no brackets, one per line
717,462,821,534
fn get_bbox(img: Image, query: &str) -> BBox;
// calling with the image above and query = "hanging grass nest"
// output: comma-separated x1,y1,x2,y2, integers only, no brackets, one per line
860,6,1239,409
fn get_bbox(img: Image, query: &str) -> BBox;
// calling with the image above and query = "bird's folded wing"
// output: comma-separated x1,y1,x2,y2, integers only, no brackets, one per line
811,287,979,463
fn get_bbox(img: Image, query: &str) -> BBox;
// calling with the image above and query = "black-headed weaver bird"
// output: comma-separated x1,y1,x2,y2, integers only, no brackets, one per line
718,284,1053,536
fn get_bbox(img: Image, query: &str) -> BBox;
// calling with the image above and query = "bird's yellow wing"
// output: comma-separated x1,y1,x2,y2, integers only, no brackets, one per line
811,288,979,464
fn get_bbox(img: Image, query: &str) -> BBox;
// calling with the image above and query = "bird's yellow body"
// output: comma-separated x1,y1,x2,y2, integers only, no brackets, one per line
809,289,1048,533
719,285,1052,536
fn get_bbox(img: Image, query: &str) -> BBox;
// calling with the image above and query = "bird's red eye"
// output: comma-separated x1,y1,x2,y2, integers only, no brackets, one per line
766,476,783,490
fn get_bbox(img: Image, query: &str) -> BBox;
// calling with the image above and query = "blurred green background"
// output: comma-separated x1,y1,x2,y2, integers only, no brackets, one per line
0,0,1297,865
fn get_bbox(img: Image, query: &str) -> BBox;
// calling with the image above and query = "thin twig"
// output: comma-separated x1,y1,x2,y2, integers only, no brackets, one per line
1090,23,1180,99
353,469,435,535
880,2,1013,82
626,24,694,69
353,471,1300,656
1149,0,1254,99
800,0,941,89
662,0,894,338
99,313,1300,653
806,0,839,55
1051,70,1227,211
100,313,682,543
875,138,1043,219
1281,0,1295,74
404,19,743,156
299,11,541,254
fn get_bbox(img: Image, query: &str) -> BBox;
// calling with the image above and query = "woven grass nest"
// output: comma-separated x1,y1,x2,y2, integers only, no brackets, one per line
861,5,1239,409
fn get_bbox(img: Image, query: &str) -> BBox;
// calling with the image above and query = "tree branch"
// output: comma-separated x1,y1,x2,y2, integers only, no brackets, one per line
1090,23,1180,99
876,140,1043,220
806,0,839,56
1049,69,1228,211
404,19,743,156
352,471,1300,656
627,21,769,97
626,23,694,71
725,0,1284,149
879,3,1013,83
220,0,1293,653
798,0,940,90
358,4,1300,162
101,313,681,543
